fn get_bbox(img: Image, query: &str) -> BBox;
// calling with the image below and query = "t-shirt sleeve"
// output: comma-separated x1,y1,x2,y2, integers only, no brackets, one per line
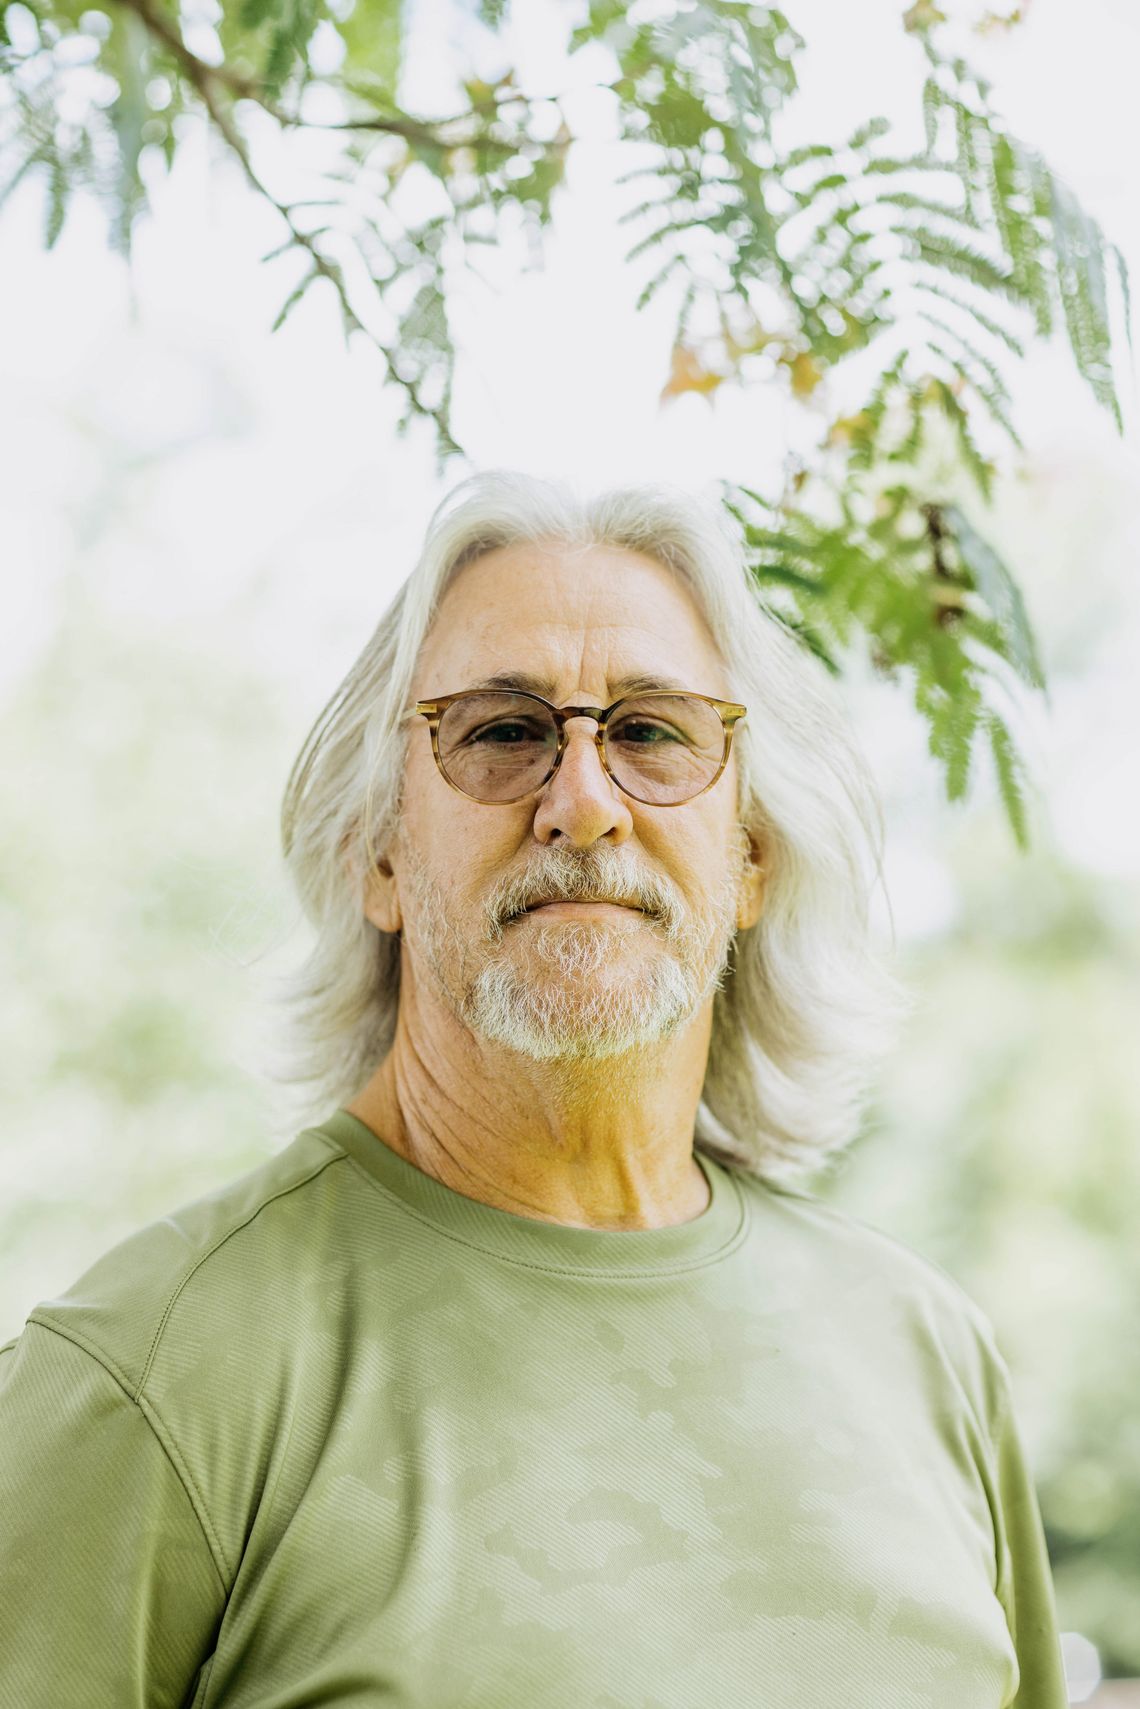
989,1370,1069,1708
0,1318,227,1708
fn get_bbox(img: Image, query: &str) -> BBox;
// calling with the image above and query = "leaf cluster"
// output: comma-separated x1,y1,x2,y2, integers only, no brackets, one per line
723,473,1040,848
0,0,1132,845
0,0,569,461
594,12,1128,447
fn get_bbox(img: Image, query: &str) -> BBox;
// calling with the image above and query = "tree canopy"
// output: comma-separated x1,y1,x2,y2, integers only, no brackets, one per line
1,0,1132,845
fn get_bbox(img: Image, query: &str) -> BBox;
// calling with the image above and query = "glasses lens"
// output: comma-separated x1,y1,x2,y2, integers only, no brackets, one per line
437,693,558,801
604,695,726,804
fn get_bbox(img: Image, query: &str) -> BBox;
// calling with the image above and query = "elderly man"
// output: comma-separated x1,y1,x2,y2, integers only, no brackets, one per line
1,471,1066,1707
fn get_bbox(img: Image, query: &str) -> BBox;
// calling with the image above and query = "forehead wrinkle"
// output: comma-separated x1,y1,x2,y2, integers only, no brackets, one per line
467,669,696,701
421,557,730,699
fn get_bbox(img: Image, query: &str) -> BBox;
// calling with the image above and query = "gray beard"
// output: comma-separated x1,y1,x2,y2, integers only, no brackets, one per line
464,919,716,1062
401,839,745,1064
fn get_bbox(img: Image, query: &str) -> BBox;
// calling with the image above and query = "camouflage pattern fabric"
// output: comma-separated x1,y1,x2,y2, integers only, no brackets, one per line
0,1108,1067,1707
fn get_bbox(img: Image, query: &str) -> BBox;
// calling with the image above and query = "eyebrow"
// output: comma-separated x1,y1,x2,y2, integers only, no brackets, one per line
468,671,694,700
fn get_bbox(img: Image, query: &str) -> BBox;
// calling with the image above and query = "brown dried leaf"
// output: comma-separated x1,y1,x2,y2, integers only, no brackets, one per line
660,344,725,403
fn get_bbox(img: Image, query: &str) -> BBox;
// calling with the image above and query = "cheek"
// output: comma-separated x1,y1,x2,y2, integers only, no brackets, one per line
655,787,736,862
400,741,473,855
692,821,748,916
637,818,725,913
399,763,530,900
402,733,441,818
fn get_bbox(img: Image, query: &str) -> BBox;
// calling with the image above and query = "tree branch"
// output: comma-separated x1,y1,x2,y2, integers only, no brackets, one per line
114,0,550,145
110,0,463,454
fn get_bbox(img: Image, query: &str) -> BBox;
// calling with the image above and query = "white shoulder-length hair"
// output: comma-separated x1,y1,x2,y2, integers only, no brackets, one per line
273,468,913,1188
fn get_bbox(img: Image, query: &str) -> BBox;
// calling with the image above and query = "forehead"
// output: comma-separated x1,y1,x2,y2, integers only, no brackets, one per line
417,542,728,694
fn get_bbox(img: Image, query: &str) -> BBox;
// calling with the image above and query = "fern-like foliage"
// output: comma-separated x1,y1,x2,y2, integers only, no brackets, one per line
0,3,173,257
722,476,1038,848
0,0,571,467
582,7,1128,444
565,2,1127,845
0,0,1131,838
918,43,1129,428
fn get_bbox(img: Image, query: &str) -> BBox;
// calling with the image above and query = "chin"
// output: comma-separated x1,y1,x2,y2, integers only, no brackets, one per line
463,954,701,1059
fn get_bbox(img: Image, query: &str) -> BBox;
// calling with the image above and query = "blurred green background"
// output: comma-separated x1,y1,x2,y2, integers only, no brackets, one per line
2,0,1138,1694
2,349,1137,1686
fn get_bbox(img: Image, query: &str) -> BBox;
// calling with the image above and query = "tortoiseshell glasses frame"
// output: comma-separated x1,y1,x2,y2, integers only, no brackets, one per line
411,688,747,807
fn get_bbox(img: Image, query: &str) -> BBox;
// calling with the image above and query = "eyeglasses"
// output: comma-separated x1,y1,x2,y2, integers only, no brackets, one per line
412,688,747,807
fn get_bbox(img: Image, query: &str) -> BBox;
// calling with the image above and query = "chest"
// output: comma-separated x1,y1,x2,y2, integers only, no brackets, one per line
196,1303,1018,1709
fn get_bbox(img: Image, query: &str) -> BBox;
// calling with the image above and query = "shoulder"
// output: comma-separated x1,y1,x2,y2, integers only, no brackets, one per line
735,1171,1009,1413
24,1126,349,1399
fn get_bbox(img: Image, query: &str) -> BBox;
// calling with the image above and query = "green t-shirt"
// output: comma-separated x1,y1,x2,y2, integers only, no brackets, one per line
0,1110,1067,1708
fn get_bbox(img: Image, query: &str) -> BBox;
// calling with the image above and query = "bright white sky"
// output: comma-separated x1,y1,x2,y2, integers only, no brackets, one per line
2,0,1138,923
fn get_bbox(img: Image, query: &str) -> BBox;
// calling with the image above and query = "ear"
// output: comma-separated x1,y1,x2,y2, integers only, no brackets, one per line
736,832,766,931
340,820,402,936
362,852,402,935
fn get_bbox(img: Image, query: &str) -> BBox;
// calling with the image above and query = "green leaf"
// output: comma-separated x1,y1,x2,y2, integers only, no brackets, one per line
914,673,979,805
270,265,318,330
942,687,979,802
239,0,276,29
986,711,1031,850
918,309,1012,400
1048,173,1121,429
1111,242,1132,352
921,75,941,153
864,150,940,175
847,115,891,152
925,378,996,499
920,329,1021,460
333,0,402,94
942,505,1045,689
625,217,700,267
749,562,825,598
262,21,295,92
783,142,836,169
906,226,1015,297
738,527,823,570
0,147,46,216
873,188,967,221
886,386,927,465
761,605,842,675
634,252,685,311
810,171,851,195
644,86,712,151
105,7,152,260
917,282,1026,358
44,153,67,249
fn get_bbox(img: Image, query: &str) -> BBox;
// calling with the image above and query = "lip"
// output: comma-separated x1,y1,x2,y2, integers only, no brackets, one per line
524,901,643,917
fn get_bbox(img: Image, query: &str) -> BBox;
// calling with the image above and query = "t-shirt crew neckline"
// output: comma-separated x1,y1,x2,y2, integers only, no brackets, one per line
315,1109,750,1277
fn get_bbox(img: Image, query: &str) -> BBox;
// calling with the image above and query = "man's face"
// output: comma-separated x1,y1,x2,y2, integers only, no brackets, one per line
368,542,763,1062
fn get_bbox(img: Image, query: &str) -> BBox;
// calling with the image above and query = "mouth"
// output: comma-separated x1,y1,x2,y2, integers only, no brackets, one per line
519,899,646,918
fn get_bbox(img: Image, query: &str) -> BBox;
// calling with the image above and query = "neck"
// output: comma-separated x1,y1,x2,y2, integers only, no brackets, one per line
344,969,714,1231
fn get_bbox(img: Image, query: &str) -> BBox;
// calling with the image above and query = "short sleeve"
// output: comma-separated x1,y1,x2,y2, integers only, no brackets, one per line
0,1319,227,1708
990,1373,1069,1709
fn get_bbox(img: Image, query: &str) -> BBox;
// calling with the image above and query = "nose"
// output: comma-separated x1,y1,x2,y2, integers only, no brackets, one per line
531,716,634,848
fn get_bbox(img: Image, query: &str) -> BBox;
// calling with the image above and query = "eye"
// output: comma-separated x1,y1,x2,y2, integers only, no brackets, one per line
469,719,549,744
611,718,680,744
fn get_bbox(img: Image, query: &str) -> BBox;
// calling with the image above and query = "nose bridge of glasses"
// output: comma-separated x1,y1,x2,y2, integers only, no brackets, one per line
558,705,607,738
556,710,609,783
